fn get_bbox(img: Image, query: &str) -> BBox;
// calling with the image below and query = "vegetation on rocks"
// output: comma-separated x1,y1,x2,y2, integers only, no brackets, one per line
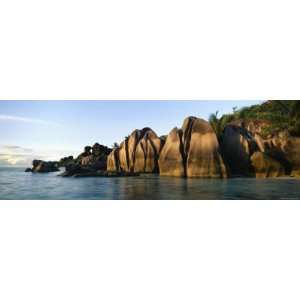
209,100,300,139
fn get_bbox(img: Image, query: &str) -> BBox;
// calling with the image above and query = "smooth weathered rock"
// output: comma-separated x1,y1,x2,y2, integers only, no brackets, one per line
184,117,227,178
127,129,142,171
133,129,163,173
158,127,185,177
250,152,285,178
109,128,163,174
159,117,227,178
107,148,120,172
118,140,130,172
133,137,147,173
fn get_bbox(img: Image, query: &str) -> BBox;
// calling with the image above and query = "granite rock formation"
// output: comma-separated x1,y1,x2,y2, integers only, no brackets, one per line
158,127,185,176
220,124,258,176
220,120,299,178
107,128,164,173
159,117,227,178
26,160,60,173
55,143,112,177
250,151,285,178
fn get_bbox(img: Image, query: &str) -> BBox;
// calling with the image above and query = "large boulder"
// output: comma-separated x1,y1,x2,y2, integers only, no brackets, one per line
118,140,130,172
184,117,227,178
127,129,143,171
133,137,147,173
30,160,60,173
221,124,258,176
107,148,120,172
108,128,163,173
250,152,285,178
158,127,185,176
159,117,226,178
134,129,163,173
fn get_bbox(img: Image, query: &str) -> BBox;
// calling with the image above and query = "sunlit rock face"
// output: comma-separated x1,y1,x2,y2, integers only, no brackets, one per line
159,117,227,178
118,140,130,172
127,129,142,172
107,148,120,172
134,137,148,173
107,128,164,173
134,130,164,173
184,117,227,178
250,152,285,178
158,127,185,177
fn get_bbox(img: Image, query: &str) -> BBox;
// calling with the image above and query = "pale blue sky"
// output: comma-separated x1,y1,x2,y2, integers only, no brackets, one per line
0,100,262,165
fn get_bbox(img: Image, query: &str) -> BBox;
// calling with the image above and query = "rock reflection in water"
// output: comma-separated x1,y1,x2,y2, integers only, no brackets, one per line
0,167,299,200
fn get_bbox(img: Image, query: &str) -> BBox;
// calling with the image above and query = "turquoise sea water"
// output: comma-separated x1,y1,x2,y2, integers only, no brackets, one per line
0,167,299,200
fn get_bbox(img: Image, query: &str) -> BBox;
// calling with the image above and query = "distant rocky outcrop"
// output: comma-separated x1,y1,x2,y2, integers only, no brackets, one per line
159,117,227,178
27,143,113,177
60,143,112,177
26,160,60,173
107,128,164,173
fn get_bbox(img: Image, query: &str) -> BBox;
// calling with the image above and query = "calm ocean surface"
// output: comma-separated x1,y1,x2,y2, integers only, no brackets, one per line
0,166,299,200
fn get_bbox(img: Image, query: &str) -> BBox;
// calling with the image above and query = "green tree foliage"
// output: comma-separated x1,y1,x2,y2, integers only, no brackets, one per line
209,100,300,137
209,111,235,140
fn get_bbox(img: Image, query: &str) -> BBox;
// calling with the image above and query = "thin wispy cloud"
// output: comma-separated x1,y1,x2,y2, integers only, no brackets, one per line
1,145,33,152
0,114,60,126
